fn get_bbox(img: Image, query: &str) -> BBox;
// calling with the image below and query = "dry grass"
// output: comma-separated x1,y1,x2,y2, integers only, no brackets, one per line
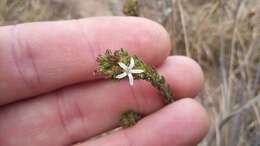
0,0,259,146
169,1,260,145
0,0,73,25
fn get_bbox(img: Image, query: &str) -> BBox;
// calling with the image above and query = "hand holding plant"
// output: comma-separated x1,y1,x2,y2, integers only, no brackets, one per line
0,17,208,146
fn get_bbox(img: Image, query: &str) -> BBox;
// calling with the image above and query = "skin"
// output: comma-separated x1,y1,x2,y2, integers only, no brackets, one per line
0,17,209,146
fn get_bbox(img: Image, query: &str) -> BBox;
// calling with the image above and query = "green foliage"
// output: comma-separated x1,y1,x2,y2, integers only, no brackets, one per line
119,111,142,128
97,49,175,127
97,48,175,104
123,0,139,16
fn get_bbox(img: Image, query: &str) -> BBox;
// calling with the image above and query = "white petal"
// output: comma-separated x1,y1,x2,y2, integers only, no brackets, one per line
116,72,127,79
130,69,144,74
129,57,135,69
118,62,128,70
128,73,134,86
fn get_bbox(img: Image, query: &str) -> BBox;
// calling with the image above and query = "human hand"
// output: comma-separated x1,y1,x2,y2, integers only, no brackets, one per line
0,17,209,146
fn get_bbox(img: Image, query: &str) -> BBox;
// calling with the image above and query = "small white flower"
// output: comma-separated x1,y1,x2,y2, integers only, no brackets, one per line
116,57,144,86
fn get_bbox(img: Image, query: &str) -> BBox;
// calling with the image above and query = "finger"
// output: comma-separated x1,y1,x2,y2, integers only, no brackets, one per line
0,16,171,105
0,56,204,146
75,98,209,146
162,56,204,98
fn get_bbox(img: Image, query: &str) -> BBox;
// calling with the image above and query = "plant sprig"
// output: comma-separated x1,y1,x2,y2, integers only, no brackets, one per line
97,49,175,127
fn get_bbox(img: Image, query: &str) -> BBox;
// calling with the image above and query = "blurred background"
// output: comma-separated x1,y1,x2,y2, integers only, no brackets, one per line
0,0,259,146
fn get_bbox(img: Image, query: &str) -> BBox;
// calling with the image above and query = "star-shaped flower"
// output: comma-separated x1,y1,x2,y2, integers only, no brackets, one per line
116,57,144,86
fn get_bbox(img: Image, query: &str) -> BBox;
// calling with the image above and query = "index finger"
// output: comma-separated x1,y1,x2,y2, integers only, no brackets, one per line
0,17,171,105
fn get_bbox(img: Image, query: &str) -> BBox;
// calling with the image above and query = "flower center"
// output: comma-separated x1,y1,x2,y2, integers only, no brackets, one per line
125,68,131,74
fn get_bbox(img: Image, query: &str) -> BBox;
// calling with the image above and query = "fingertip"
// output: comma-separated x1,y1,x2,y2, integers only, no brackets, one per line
118,17,171,66
139,17,172,62
170,98,210,142
132,98,209,146
160,56,204,98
